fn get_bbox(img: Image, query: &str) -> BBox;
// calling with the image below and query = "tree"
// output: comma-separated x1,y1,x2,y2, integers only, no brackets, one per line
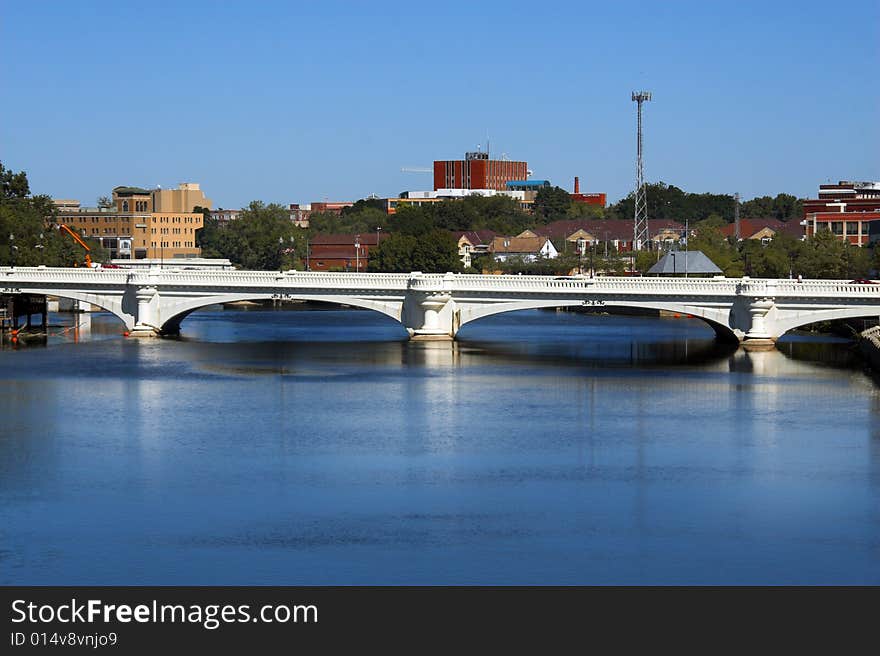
369,229,460,273
193,205,222,256
1,161,30,200
687,225,742,276
206,201,305,270
566,202,605,219
611,182,735,224
796,229,850,279
0,162,110,266
368,233,416,272
411,229,461,272
533,186,571,224
740,193,803,221
309,207,388,235
386,204,435,236
341,197,385,216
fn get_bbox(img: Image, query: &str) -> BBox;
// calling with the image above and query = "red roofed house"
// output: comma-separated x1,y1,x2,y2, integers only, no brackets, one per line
719,218,804,243
521,219,684,252
451,230,496,268
308,233,388,271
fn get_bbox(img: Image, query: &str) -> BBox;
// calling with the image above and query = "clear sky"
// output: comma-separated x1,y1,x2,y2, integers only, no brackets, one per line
2,0,878,209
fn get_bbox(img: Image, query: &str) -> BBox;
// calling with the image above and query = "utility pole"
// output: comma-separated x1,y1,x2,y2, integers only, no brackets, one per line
632,91,652,253
734,192,741,241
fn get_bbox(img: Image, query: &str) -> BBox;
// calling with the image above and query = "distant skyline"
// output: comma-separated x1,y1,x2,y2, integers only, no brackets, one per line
2,0,878,209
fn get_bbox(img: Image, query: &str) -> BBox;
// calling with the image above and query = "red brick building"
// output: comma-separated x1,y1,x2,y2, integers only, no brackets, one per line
802,181,880,246
310,201,354,215
804,212,880,246
308,233,388,271
570,176,607,207
433,151,528,191
804,181,880,216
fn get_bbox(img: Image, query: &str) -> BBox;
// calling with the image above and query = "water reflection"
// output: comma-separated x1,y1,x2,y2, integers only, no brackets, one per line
2,309,880,584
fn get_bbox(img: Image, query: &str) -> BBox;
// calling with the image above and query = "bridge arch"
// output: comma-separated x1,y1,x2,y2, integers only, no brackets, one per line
768,306,880,339
456,298,740,342
39,289,133,330
157,293,403,334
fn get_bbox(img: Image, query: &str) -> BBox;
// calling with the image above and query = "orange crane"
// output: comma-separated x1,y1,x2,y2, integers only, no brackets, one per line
59,224,93,267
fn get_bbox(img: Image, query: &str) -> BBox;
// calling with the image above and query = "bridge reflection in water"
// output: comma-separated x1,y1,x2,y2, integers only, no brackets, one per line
2,308,879,584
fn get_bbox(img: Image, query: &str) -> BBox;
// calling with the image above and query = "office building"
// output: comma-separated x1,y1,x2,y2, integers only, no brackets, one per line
433,151,528,191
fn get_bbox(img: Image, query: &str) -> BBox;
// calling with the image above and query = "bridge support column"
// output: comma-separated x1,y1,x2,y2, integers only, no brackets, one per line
742,298,776,350
411,293,454,340
404,272,456,340
131,286,160,337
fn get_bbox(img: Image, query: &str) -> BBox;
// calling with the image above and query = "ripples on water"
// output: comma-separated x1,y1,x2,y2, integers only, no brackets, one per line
1,307,878,584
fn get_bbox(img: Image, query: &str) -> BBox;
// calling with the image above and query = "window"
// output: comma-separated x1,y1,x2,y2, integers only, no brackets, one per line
830,221,843,235
846,222,859,235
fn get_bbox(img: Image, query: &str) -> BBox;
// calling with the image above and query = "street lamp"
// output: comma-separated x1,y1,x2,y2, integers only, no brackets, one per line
354,235,361,272
589,242,595,279
576,237,586,275
35,233,44,264
9,234,18,268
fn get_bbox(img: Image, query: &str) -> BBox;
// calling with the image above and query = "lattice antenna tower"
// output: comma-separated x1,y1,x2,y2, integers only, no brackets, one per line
632,91,652,250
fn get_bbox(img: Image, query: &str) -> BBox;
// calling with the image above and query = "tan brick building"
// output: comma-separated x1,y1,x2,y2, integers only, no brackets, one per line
56,184,206,260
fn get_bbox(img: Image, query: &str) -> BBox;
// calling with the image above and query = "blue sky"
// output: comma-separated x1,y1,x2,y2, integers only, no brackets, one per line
2,0,877,209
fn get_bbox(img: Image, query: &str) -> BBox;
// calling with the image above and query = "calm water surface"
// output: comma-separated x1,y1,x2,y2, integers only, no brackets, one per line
1,308,879,584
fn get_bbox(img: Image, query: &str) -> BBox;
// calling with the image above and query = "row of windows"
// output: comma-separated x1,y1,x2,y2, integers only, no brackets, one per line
155,216,198,224
825,221,864,235
120,200,150,212
150,227,195,234
150,241,194,248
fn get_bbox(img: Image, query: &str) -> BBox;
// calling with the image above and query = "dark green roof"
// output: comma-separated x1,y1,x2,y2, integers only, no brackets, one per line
113,186,151,195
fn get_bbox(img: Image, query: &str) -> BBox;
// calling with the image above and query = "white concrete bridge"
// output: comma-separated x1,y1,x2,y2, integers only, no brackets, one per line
3,266,880,346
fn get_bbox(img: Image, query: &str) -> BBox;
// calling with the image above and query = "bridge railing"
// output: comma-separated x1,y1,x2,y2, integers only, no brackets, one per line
4,267,880,298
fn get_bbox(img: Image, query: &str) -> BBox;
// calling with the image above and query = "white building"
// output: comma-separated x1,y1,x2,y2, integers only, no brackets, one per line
490,236,558,263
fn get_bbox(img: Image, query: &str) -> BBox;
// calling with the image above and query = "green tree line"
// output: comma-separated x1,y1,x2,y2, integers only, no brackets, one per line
0,163,107,267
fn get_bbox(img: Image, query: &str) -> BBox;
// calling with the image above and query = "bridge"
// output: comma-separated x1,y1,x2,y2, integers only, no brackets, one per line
3,266,880,347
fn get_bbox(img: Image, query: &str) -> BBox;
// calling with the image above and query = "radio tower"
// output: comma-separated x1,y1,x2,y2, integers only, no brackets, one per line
632,91,652,251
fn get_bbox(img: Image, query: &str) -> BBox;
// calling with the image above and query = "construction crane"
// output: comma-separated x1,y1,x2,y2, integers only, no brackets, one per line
59,224,93,267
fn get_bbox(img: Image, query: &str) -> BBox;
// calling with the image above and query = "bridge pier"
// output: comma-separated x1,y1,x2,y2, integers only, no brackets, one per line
131,285,161,337
404,272,457,340
741,297,777,350
410,293,455,340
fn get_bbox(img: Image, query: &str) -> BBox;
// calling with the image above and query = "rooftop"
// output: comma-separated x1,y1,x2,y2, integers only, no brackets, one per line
647,250,722,275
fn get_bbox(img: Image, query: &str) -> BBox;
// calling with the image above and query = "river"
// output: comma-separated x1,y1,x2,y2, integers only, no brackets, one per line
1,307,878,584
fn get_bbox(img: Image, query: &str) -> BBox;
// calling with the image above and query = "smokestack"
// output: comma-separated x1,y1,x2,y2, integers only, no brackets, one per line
574,176,580,194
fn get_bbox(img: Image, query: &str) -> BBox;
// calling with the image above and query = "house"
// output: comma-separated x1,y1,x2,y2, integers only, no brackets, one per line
452,230,496,268
308,233,387,271
523,219,685,252
490,236,558,262
719,218,803,243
